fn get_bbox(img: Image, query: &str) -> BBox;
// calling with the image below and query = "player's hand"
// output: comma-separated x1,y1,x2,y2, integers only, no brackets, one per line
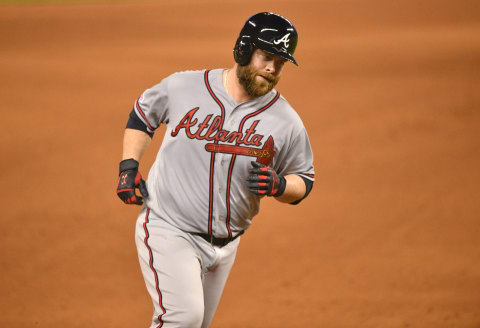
116,159,149,205
246,161,286,197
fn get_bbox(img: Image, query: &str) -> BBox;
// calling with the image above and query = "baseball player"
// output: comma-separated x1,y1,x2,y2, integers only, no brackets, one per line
116,12,315,328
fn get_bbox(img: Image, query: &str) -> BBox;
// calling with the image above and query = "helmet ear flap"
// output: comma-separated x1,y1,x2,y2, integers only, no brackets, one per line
234,37,254,66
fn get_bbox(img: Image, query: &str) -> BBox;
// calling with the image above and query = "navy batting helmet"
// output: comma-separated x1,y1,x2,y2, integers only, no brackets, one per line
233,12,299,66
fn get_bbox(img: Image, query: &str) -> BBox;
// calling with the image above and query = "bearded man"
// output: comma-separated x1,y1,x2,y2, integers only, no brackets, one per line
116,12,315,328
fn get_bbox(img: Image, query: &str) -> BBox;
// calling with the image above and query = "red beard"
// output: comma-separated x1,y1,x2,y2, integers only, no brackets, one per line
236,64,280,98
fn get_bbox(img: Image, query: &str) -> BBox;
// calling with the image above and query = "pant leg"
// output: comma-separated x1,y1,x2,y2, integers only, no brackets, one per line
200,237,240,328
136,208,205,328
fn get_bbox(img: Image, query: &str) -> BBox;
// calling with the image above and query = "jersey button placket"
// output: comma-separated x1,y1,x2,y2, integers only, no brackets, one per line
225,113,236,130
212,156,224,237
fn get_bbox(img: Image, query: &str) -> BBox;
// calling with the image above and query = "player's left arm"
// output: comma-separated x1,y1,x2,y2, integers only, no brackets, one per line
246,162,314,204
247,120,315,204
275,174,307,204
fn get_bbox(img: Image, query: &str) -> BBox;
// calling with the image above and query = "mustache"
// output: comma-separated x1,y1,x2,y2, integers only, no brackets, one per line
257,73,277,83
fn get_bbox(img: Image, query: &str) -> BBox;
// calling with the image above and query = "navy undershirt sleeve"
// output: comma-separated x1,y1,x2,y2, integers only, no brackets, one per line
126,108,154,138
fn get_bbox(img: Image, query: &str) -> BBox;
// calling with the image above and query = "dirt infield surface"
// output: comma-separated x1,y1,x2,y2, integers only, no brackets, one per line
1,0,479,327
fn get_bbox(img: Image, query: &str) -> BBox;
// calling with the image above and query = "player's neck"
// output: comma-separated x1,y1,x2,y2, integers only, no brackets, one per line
225,65,256,104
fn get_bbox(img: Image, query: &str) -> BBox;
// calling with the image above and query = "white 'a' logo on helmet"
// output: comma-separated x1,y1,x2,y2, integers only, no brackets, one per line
273,33,291,48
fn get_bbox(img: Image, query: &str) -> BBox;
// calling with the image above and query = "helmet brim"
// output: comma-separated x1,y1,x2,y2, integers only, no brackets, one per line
257,47,299,66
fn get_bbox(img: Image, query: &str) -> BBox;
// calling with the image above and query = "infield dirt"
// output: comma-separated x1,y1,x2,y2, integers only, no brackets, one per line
1,0,479,327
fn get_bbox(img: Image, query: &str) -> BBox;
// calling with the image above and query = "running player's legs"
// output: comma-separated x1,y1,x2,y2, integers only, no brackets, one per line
200,237,240,328
136,208,204,328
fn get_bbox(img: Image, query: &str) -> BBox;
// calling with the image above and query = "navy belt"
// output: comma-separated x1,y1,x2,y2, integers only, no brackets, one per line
191,231,244,247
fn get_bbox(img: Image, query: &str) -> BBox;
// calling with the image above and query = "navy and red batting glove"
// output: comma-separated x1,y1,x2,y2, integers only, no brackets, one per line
246,161,286,197
116,159,149,205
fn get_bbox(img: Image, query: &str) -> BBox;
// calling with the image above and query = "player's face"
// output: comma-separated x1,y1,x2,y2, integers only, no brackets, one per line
237,49,287,98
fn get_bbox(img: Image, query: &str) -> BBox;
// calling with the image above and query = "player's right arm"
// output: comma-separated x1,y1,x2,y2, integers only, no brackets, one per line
116,128,152,205
122,128,152,161
116,76,170,205
116,97,157,205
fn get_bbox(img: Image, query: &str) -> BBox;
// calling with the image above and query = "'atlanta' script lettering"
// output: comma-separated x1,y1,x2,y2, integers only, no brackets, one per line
171,107,264,146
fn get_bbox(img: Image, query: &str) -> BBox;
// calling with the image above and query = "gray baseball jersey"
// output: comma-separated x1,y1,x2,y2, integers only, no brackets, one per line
133,68,315,238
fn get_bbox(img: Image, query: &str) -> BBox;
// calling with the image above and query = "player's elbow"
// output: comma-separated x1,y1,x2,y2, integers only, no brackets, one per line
275,174,313,205
288,175,314,205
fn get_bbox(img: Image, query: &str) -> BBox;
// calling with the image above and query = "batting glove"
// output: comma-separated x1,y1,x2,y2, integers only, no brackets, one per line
116,159,149,205
246,161,286,197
